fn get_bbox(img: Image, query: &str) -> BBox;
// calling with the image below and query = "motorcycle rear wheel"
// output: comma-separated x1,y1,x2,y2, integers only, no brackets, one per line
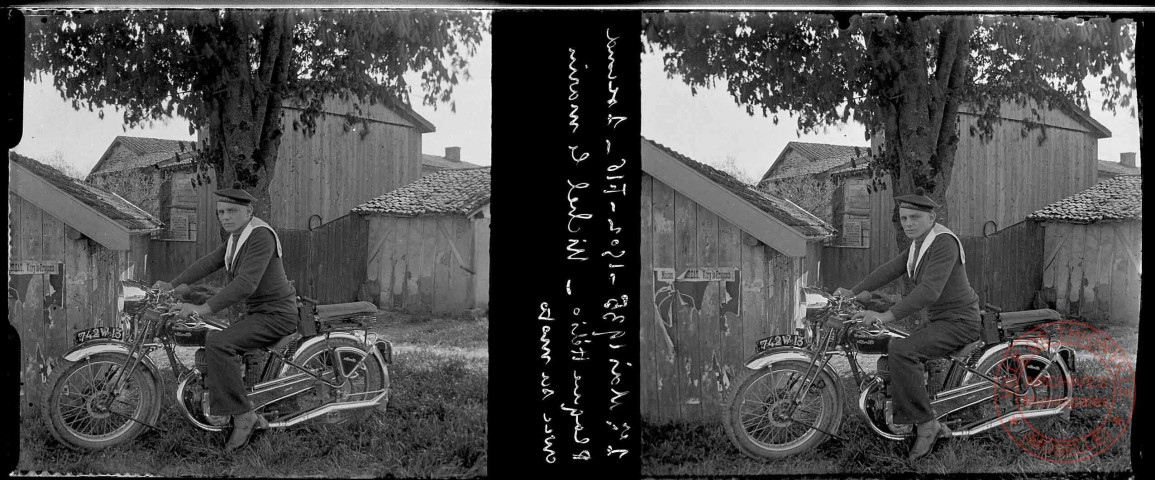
972,345,1072,429
724,360,842,460
287,337,389,424
42,353,162,450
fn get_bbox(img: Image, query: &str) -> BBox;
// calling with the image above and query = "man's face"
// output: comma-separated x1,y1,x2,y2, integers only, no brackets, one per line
899,207,936,240
217,201,253,234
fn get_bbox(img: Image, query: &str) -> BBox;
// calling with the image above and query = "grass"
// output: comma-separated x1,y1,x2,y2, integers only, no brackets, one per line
16,312,488,477
642,323,1137,477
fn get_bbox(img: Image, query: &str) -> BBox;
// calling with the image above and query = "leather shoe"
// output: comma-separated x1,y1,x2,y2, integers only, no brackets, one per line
224,411,265,452
908,419,951,461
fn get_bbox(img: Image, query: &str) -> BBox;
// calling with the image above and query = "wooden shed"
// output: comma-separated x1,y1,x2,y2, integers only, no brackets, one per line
9,152,163,413
95,96,436,287
351,167,491,316
639,138,835,423
1028,176,1142,325
822,98,1112,303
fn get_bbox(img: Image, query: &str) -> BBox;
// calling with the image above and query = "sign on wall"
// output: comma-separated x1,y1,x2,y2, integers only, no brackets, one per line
9,260,61,275
838,214,870,248
653,267,742,327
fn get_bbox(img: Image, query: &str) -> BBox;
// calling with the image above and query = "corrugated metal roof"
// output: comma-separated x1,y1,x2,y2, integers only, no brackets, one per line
1028,175,1141,223
89,136,196,176
352,167,491,216
643,138,834,238
10,151,164,232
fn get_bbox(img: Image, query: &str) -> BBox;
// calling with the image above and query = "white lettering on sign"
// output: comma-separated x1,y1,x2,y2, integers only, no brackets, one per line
9,260,61,275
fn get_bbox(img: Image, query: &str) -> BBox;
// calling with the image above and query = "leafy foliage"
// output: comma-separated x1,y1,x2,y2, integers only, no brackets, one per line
25,9,488,215
643,13,1133,245
710,155,758,185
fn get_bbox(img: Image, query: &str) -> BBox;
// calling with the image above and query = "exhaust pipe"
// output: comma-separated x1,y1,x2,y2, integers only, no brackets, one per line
266,389,390,428
950,397,1073,437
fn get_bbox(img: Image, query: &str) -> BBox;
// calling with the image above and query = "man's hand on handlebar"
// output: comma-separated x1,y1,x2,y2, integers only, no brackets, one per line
852,309,894,328
168,302,212,320
833,287,872,302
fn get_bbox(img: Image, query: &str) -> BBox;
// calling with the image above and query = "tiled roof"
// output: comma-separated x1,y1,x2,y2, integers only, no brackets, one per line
763,142,870,182
89,136,196,176
829,159,871,176
422,154,483,171
1028,175,1141,223
1097,160,1141,177
643,138,834,238
352,167,491,216
10,151,164,232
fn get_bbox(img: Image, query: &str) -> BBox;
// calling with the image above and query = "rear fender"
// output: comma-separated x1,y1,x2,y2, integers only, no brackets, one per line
291,332,389,373
743,347,846,409
62,341,163,387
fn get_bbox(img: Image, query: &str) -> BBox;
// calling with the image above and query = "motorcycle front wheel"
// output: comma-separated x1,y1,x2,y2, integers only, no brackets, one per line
287,337,389,424
42,353,162,450
724,359,843,460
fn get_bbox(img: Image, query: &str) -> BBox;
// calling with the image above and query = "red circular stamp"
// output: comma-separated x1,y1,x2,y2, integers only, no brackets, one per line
991,320,1134,464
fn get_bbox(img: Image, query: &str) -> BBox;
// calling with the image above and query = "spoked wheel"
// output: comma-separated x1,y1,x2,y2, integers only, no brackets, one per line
724,360,843,459
973,345,1073,432
284,338,388,424
42,353,162,450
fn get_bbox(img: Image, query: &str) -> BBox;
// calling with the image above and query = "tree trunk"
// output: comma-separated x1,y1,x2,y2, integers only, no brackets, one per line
869,16,974,250
194,12,294,225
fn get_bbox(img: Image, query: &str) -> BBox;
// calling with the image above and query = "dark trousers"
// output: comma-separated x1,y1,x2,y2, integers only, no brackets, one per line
888,318,980,425
205,312,297,416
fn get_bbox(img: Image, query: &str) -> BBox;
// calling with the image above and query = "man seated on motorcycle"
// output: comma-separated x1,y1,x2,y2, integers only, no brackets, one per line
834,188,980,461
153,183,297,452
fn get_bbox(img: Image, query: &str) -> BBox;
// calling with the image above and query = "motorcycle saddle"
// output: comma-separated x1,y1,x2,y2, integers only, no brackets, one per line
315,301,378,320
997,308,1062,331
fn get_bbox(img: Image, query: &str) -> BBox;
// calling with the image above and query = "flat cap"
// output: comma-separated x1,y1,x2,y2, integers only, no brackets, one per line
894,188,939,212
214,182,256,206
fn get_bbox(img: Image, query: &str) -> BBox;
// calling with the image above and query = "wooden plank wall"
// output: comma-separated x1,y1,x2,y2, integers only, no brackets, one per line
957,220,1045,312
270,107,423,231
952,107,1098,237
640,175,803,423
1041,221,1141,325
365,214,478,315
824,220,1045,313
10,194,128,414
148,167,224,286
280,213,369,304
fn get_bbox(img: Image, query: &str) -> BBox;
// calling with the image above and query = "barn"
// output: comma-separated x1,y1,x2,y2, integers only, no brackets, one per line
1028,175,1142,325
820,98,1112,311
9,152,163,412
351,167,491,316
639,137,835,423
91,96,435,302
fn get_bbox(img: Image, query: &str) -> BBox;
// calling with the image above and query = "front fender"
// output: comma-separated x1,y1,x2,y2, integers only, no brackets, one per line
62,340,164,386
743,347,847,411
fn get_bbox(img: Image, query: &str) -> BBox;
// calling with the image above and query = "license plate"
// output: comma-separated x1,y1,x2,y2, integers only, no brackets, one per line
74,327,128,345
755,334,808,352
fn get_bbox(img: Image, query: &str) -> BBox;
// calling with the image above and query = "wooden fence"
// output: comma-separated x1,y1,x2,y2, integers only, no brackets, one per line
822,220,1045,312
148,214,368,304
279,213,369,304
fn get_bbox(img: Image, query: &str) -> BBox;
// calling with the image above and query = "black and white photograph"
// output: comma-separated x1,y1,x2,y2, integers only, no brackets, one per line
637,10,1140,476
8,8,490,477
4,5,1146,480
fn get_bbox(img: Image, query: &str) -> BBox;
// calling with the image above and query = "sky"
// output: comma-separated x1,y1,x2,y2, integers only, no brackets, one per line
14,29,492,175
640,49,1142,183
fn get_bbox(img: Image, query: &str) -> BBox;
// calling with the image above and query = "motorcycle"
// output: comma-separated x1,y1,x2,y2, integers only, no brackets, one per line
43,279,393,450
724,287,1077,459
